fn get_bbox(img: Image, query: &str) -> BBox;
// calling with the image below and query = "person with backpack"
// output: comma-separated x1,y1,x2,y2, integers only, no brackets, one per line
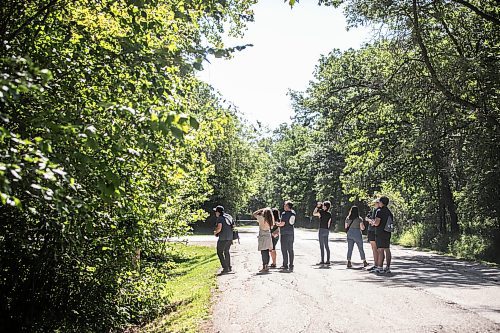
252,207,274,273
373,196,393,274
312,201,332,265
213,205,234,275
276,201,296,272
344,205,368,268
270,208,281,268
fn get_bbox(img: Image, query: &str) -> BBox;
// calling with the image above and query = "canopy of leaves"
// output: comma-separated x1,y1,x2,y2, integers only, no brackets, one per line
0,0,259,331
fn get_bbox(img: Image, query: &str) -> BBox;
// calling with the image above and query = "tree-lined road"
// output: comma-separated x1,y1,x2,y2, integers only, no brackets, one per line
189,227,500,333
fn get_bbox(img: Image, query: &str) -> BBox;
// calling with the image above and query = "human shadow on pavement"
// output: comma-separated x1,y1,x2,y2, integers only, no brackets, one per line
350,254,500,288
347,267,364,271
312,265,332,269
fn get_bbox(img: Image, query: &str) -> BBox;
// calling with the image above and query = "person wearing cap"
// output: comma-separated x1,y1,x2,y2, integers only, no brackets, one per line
276,200,296,272
365,198,381,271
213,205,233,274
373,196,393,274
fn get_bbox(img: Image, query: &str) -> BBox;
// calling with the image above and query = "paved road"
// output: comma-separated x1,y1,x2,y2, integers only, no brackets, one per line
188,227,500,333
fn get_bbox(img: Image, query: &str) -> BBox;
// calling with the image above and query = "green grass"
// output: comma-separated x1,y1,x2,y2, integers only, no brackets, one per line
139,245,219,333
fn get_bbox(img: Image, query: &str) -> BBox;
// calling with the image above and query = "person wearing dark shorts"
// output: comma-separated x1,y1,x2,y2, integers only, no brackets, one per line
365,199,381,271
373,196,393,274
270,208,281,268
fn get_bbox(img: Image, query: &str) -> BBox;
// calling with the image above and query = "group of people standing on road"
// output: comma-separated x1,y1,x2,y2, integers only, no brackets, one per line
213,196,393,275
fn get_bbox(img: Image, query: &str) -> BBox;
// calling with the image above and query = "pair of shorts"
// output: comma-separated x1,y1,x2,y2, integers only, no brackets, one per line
272,236,279,250
367,231,376,242
376,232,391,248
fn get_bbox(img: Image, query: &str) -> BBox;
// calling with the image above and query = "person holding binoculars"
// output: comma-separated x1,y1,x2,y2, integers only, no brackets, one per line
312,201,332,265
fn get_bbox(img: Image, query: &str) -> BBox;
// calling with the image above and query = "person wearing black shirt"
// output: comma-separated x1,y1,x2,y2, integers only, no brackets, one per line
312,201,332,265
373,196,393,274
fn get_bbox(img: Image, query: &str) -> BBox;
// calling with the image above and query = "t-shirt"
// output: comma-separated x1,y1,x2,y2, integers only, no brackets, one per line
319,209,331,229
280,210,296,235
375,206,391,235
346,217,362,229
217,215,233,241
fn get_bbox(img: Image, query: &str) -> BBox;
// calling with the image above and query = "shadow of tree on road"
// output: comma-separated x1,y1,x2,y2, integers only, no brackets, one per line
349,254,499,289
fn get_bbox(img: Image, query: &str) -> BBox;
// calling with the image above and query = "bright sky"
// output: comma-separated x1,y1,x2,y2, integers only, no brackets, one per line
197,0,371,129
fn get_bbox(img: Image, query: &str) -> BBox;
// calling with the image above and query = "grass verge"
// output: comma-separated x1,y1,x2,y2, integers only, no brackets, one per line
139,244,219,333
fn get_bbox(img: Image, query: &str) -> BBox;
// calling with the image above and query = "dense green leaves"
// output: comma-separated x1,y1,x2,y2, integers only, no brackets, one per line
290,0,499,259
0,0,257,331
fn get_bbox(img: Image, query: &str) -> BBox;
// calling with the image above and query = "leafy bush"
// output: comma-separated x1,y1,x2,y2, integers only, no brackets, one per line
449,234,492,261
397,224,426,248
0,0,257,331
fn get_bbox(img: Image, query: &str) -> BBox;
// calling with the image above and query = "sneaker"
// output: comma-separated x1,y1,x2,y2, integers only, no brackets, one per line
363,261,369,267
384,267,391,274
279,265,288,270
316,261,325,266
325,261,331,265
367,266,377,272
376,268,386,275
347,261,352,268
288,265,294,272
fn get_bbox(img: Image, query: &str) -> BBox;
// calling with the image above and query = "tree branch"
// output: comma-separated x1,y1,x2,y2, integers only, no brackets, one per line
411,0,479,111
451,0,500,26
6,0,59,42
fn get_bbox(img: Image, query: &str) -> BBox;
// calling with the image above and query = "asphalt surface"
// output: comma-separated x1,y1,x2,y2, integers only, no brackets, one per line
187,226,500,333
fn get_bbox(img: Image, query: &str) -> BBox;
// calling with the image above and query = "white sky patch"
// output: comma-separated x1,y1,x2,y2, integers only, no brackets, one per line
197,0,371,129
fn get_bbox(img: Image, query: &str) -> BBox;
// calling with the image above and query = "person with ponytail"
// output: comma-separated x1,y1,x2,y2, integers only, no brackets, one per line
345,205,368,268
253,207,274,273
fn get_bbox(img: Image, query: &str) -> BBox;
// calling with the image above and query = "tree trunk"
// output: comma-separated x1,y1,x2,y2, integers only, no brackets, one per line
441,172,460,234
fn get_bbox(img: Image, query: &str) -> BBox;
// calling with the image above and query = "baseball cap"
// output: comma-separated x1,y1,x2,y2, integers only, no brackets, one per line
213,205,224,214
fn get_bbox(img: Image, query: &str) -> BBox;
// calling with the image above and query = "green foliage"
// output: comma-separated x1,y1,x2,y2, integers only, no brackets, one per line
204,103,265,215
250,124,320,219
288,0,499,260
449,234,492,261
397,224,427,248
0,0,257,331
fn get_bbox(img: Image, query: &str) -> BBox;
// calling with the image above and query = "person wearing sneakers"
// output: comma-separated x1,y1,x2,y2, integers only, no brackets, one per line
277,201,296,272
373,196,393,274
312,201,332,265
252,207,274,273
270,208,281,268
213,205,233,274
344,205,368,268
365,199,381,271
